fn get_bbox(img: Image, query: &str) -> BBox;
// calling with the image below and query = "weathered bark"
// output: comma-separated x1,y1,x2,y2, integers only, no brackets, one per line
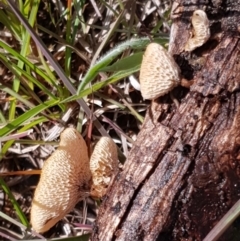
92,1,240,240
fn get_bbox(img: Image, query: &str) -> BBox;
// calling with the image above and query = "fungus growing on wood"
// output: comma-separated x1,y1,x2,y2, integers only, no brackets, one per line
139,43,181,100
185,9,210,52
30,127,92,233
90,137,119,198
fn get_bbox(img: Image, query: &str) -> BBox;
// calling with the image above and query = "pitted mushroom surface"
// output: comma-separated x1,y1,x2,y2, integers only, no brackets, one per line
30,127,92,233
185,9,210,52
90,137,119,198
139,43,181,100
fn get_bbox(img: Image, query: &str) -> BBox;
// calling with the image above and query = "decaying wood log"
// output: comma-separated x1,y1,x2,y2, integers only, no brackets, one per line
92,1,240,240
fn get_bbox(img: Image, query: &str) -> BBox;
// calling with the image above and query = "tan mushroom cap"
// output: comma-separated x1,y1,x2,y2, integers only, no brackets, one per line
185,9,210,52
90,137,119,198
139,43,181,100
30,127,92,233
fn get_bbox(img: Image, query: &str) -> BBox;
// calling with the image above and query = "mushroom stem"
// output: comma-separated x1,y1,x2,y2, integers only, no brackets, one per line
170,91,180,109
180,78,194,88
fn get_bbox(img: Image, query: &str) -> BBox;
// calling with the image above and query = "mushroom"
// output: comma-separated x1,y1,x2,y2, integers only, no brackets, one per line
139,42,181,100
185,9,210,52
30,127,92,233
90,137,119,198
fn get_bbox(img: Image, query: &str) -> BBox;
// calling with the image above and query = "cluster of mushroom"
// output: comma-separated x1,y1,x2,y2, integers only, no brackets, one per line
31,9,210,234
139,9,210,100
30,127,119,233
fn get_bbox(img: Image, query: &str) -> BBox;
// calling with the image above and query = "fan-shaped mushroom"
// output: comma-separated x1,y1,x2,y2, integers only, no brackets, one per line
139,43,181,100
185,9,210,52
30,127,92,233
90,137,119,198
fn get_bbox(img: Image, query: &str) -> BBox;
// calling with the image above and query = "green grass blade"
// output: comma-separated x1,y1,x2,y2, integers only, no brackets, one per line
0,211,27,230
0,84,34,108
63,64,141,103
95,92,126,110
0,9,21,41
0,99,59,137
7,0,110,137
9,0,40,120
77,37,168,92
0,53,58,104
0,116,54,160
100,52,143,72
65,5,72,77
11,61,58,100
0,178,29,227
37,46,59,88
0,110,6,124
0,40,58,88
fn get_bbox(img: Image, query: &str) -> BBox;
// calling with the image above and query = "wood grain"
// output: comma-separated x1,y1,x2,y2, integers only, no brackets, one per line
92,1,240,240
